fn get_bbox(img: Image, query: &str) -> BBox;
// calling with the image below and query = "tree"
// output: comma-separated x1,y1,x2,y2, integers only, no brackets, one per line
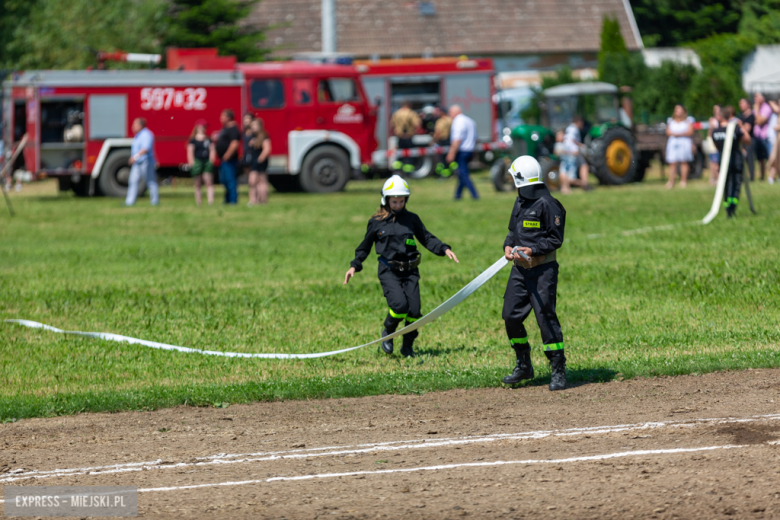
0,0,39,68
164,0,267,62
598,15,639,90
7,0,167,70
629,0,743,47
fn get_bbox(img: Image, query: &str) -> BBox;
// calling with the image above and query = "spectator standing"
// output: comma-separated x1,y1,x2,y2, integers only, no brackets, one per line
215,109,241,204
187,120,215,206
767,99,780,184
738,98,756,181
446,105,479,200
125,118,158,206
706,105,721,186
432,106,453,177
247,118,272,206
712,106,751,218
558,115,592,194
753,92,773,181
665,105,694,189
241,112,254,175
390,101,421,174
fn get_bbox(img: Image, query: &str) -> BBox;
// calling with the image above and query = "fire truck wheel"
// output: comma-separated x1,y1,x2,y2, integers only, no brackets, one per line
99,150,145,198
299,145,350,193
268,175,302,193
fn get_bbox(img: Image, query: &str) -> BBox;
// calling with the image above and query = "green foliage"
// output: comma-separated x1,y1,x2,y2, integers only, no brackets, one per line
629,0,743,47
164,0,267,62
5,0,168,70
2,175,780,420
0,0,38,68
0,0,268,70
598,15,629,81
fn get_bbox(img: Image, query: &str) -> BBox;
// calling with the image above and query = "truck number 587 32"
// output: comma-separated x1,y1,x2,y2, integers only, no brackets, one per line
140,87,207,111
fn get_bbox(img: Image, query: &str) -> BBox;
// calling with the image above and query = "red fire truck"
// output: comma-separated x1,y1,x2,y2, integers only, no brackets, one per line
2,59,377,195
356,57,500,178
2,51,503,196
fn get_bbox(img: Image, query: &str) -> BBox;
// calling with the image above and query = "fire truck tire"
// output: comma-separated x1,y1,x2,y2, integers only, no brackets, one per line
268,175,302,193
299,145,350,193
99,149,144,198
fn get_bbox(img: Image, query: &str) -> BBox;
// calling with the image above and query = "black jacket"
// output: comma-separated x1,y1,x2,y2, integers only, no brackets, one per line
503,193,566,256
350,210,451,272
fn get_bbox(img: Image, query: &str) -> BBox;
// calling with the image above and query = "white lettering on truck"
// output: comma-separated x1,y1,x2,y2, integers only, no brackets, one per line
140,87,207,111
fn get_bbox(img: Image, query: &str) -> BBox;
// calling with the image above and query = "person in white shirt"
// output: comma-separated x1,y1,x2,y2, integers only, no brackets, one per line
558,116,592,194
445,105,479,199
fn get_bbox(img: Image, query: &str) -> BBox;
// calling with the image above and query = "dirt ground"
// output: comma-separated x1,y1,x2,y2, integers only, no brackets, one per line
2,368,780,519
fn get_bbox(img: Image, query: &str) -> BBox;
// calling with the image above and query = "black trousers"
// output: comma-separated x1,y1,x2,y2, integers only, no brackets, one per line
724,167,743,207
502,262,564,353
378,263,422,340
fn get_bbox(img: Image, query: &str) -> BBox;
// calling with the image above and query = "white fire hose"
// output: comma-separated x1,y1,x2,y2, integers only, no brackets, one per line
5,257,511,359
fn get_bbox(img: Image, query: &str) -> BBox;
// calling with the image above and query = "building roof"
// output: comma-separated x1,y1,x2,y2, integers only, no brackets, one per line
250,0,643,60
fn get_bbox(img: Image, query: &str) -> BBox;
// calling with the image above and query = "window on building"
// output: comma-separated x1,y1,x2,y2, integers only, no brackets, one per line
251,79,285,109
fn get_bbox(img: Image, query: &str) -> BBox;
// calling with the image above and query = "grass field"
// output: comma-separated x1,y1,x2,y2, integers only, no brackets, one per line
1,169,779,420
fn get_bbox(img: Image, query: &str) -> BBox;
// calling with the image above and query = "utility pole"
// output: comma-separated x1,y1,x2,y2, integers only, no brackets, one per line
322,0,336,54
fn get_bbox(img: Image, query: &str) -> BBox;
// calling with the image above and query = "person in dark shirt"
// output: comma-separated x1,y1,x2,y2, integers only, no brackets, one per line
215,109,241,204
344,175,459,357
501,156,567,391
187,120,214,206
713,106,751,218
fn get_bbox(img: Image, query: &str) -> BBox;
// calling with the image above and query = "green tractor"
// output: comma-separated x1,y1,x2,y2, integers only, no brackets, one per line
492,82,644,191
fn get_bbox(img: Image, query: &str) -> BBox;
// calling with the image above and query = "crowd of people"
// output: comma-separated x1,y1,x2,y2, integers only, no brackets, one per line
125,109,271,207
673,92,780,192
390,102,479,200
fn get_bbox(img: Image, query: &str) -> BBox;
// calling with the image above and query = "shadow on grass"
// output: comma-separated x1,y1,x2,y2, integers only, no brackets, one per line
505,366,618,391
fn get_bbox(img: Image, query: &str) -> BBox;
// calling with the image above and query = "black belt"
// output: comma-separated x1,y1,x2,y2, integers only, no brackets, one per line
379,254,421,272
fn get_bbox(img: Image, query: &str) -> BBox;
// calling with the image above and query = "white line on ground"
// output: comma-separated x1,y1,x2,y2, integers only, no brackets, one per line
2,414,777,485
0,444,746,503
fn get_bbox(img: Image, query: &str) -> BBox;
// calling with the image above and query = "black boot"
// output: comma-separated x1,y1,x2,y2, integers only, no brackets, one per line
502,345,534,384
380,328,393,354
548,353,567,391
401,335,416,358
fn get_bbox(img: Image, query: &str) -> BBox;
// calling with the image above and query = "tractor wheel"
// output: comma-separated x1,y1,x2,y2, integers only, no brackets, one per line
299,145,350,193
268,175,302,193
540,157,562,191
590,127,638,185
491,156,515,192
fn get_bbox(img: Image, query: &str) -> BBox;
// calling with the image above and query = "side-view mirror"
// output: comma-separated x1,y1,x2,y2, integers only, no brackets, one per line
374,95,383,107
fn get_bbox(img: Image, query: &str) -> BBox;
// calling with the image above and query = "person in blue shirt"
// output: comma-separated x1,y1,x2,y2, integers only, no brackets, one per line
125,118,158,206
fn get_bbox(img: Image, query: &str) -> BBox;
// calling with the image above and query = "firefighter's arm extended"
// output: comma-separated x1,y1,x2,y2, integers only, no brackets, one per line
345,220,376,284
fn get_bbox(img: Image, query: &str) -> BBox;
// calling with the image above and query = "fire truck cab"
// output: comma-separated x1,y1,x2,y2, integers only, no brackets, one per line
2,60,377,196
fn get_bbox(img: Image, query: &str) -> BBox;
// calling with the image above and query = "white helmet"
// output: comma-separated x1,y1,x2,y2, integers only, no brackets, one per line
508,156,543,189
381,175,411,205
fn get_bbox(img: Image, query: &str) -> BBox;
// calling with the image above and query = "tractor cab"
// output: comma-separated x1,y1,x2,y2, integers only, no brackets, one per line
541,82,629,141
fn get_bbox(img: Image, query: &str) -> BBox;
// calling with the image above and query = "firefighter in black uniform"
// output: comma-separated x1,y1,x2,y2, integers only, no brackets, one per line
344,175,459,357
501,156,568,391
712,106,751,218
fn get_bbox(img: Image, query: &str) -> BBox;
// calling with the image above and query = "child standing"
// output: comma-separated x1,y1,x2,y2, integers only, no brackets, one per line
712,106,751,218
344,175,459,357
502,156,568,391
